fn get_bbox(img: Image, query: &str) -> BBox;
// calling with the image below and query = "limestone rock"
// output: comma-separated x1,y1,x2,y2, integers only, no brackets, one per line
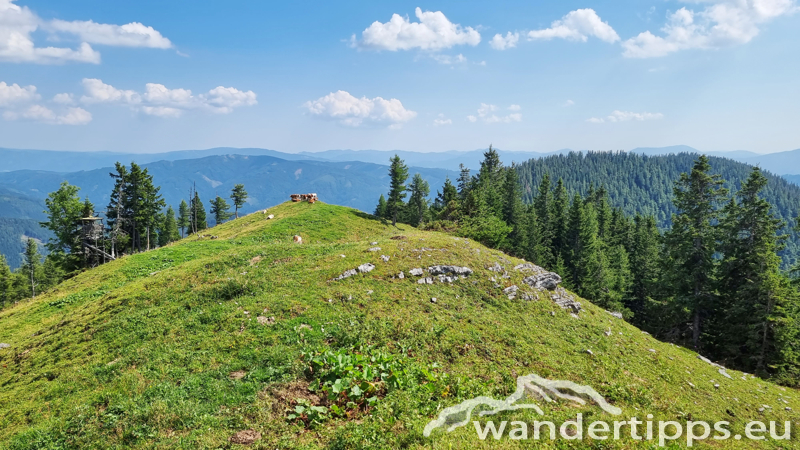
409,268,424,276
380,255,390,262
357,263,375,273
503,285,518,300
0,343,9,349
522,272,562,290
427,265,473,276
368,247,381,252
488,262,504,272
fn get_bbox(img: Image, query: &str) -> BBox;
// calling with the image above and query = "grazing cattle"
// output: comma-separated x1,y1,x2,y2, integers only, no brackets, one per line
293,235,302,244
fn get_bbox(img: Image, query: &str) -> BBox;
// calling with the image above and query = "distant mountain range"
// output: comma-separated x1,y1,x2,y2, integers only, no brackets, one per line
2,145,800,175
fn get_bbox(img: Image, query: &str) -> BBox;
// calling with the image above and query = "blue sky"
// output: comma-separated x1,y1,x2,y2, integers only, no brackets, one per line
0,0,798,154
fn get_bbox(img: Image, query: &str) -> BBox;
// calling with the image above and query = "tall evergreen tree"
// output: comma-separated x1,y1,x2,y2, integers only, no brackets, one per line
533,174,555,268
457,164,472,199
715,168,793,374
628,215,662,322
432,177,459,221
551,178,569,260
230,184,248,219
21,238,41,298
406,173,431,227
374,194,388,219
177,200,190,238
387,155,409,226
158,206,180,247
502,166,526,254
476,146,504,217
190,191,208,233
210,196,233,225
664,155,728,349
0,254,11,307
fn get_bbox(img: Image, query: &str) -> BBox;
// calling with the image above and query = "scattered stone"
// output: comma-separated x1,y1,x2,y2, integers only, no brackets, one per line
0,343,9,349
604,330,613,337
266,214,274,220
714,384,720,389
437,275,457,283
522,272,562,290
332,269,357,281
649,349,656,353
697,354,726,370
229,429,261,445
585,349,594,356
368,247,381,252
758,407,765,413
687,382,696,388
607,311,624,319
228,370,247,380
503,285,518,300
357,263,375,273
417,277,433,285
409,268,424,276
719,369,732,379
786,407,793,411
520,292,535,301
371,241,378,245
398,271,405,279
550,287,582,314
550,311,556,316
340,254,346,258
428,265,473,276
514,263,545,273
367,290,373,294
430,297,437,303
380,255,390,262
488,262,504,272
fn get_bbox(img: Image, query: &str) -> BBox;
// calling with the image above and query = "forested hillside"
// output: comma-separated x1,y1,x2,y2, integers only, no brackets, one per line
0,188,50,269
516,151,800,267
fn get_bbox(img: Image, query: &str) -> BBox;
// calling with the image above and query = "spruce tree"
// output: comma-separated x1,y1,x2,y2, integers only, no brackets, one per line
191,192,208,232
374,194,388,219
476,146,504,216
407,173,430,227
387,155,409,226
457,164,472,199
628,215,662,322
210,196,233,226
178,200,190,238
664,155,728,349
230,184,248,219
551,178,569,260
432,177,459,221
158,206,180,247
502,166,526,254
0,254,11,307
533,174,555,268
21,238,41,298
716,168,792,373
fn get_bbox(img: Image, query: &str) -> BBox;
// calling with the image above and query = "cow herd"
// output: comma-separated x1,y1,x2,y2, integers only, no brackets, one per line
290,193,318,203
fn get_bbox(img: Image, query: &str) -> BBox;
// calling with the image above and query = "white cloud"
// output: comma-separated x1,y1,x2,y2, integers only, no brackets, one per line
622,0,797,58
48,20,172,48
470,103,522,123
352,7,480,51
52,92,74,104
430,53,467,65
528,9,620,43
78,78,256,117
490,32,520,50
0,0,169,64
0,81,39,106
563,99,575,107
304,90,416,128
56,107,92,125
80,78,141,104
587,110,664,123
433,113,452,126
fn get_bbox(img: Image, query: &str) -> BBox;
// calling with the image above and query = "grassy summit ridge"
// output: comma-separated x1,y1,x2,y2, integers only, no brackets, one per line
0,201,797,449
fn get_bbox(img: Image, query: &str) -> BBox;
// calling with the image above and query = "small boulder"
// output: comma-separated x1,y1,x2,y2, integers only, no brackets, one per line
430,297,437,303
398,271,405,279
332,269,357,281
409,268,424,276
523,272,562,290
368,247,381,252
357,263,375,273
266,214,274,219
503,285,518,299
417,277,433,285
0,343,10,349
488,262,504,272
427,265,473,276
608,311,624,319
380,255,390,262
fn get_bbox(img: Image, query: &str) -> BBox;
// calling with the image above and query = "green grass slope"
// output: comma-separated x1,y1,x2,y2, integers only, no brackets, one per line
0,202,797,449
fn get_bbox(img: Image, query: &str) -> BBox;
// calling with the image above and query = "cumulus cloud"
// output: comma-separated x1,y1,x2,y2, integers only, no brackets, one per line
0,81,39,106
587,110,664,123
78,78,257,117
469,103,522,123
304,90,417,128
48,20,172,48
622,0,797,58
352,7,480,51
528,9,620,43
430,53,467,64
490,32,520,50
0,80,89,124
52,92,74,104
0,0,169,64
433,113,452,126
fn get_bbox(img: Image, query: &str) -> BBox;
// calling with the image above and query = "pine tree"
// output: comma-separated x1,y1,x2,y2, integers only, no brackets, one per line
457,164,472,199
210,196,233,225
387,155,409,226
158,206,180,247
476,146,504,217
551,178,569,260
230,184,248,219
0,254,11,307
191,191,208,233
407,173,431,227
502,166,526,255
715,168,792,374
40,181,84,273
533,174,555,268
374,194,388,219
21,238,41,298
664,155,728,349
628,215,662,322
178,200,190,238
432,177,459,221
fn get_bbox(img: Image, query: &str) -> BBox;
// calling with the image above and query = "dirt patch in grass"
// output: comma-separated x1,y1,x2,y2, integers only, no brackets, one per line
265,380,321,414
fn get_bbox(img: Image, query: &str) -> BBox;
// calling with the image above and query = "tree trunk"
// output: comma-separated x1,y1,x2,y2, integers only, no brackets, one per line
757,292,775,372
692,308,700,349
